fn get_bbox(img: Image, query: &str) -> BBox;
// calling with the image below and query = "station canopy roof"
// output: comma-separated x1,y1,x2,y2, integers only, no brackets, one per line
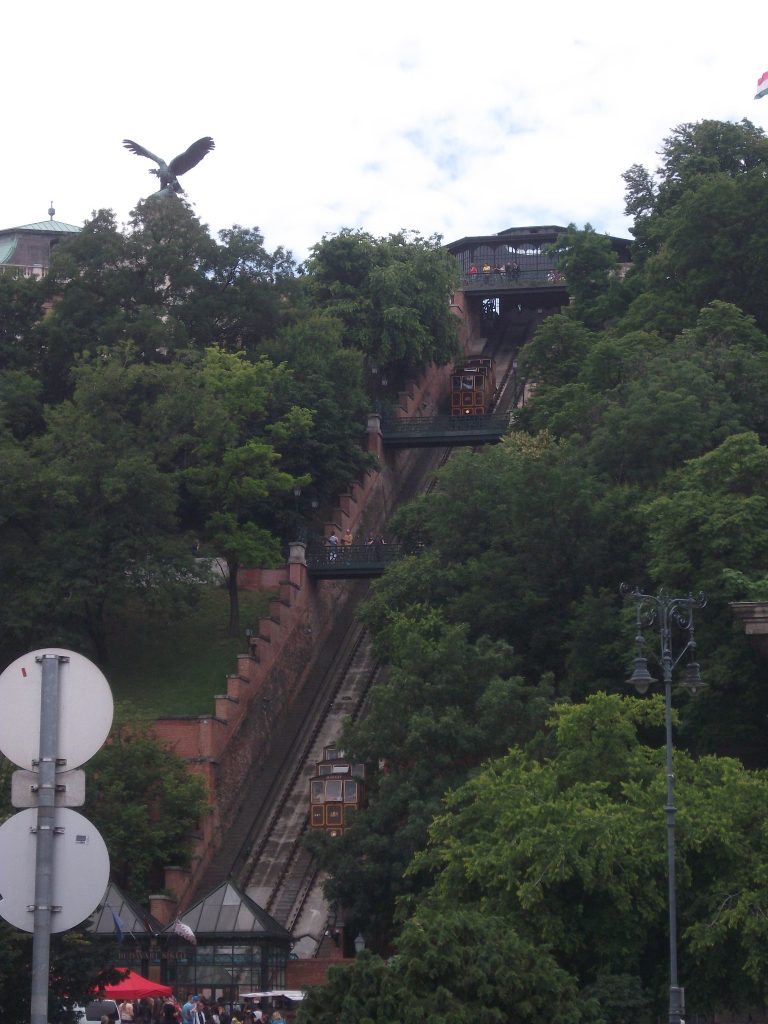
88,881,163,938
163,881,291,941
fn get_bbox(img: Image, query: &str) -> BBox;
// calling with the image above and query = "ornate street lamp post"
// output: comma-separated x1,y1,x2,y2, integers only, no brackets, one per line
622,585,707,1024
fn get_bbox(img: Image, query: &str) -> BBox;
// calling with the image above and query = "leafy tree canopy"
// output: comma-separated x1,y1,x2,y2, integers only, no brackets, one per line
84,710,209,900
406,695,768,1020
305,228,461,383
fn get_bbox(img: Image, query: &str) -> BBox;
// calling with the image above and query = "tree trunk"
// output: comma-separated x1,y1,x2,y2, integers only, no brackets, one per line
226,558,240,638
85,597,109,663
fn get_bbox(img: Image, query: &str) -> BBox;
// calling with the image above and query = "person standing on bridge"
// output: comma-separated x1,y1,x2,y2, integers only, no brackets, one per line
341,527,353,554
327,531,339,561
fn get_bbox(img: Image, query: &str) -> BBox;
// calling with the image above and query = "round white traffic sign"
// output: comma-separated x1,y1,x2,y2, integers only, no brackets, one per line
0,649,113,771
0,808,110,932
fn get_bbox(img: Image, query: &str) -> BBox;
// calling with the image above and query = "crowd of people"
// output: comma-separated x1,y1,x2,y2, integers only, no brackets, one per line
467,260,521,281
115,995,289,1024
325,529,386,561
464,261,565,284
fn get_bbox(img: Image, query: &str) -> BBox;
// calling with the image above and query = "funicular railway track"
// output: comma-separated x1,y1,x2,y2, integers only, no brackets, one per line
196,331,531,952
242,624,382,932
255,338,525,932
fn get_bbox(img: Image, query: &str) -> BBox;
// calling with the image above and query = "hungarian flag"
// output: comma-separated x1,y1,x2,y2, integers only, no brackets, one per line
756,71,768,99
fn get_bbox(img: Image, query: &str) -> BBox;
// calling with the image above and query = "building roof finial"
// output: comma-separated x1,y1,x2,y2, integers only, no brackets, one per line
48,201,55,220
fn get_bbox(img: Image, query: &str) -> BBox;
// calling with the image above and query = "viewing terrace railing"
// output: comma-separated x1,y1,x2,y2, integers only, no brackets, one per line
306,543,402,578
381,413,509,447
0,264,47,279
459,271,566,290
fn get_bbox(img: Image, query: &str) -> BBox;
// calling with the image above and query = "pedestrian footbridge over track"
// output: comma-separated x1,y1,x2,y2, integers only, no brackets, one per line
381,412,509,447
305,542,402,578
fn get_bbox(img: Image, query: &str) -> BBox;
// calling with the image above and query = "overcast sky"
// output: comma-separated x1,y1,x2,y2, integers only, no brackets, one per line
5,1,767,262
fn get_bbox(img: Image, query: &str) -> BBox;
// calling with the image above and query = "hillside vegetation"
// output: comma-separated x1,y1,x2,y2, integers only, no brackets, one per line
300,119,768,1024
0,213,461,1018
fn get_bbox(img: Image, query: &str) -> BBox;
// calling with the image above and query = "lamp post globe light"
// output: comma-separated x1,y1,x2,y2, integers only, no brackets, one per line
622,585,707,1024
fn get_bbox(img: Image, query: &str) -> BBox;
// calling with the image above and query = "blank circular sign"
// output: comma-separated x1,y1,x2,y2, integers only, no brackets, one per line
0,808,110,932
0,649,113,771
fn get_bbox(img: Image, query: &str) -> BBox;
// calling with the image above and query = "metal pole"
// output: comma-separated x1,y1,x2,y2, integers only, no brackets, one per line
30,653,65,1024
625,586,703,1024
661,614,683,1024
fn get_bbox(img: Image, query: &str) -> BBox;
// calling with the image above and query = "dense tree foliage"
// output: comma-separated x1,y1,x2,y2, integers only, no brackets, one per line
620,119,768,335
304,117,768,1020
0,202,457,661
306,609,550,944
83,713,208,897
305,228,461,386
305,698,768,1024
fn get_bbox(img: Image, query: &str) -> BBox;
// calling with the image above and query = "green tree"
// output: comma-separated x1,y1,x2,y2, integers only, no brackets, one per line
182,348,310,635
36,202,300,400
0,271,44,372
27,362,192,661
620,120,768,335
84,712,208,900
408,695,768,1020
622,119,768,259
549,224,626,330
305,228,460,382
261,312,372,511
363,433,637,687
299,912,593,1024
308,608,550,946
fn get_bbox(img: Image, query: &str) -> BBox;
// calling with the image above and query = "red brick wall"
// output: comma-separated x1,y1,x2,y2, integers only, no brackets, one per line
286,958,355,988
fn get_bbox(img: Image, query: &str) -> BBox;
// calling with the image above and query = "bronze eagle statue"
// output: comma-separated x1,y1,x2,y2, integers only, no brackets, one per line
122,136,215,195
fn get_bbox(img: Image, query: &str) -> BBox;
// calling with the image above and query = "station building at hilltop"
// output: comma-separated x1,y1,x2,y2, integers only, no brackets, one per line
0,207,81,278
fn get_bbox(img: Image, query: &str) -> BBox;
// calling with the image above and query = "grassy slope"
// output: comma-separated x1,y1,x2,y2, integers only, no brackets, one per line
103,584,273,717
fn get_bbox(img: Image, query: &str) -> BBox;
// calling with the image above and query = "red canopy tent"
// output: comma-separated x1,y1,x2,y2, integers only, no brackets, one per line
103,972,172,1000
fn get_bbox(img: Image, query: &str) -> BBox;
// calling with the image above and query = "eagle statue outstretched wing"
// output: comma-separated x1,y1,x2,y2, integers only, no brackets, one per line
122,136,215,195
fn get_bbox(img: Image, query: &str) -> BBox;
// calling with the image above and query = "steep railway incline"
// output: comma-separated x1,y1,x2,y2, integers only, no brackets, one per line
247,632,381,933
193,586,371,895
192,335,528,953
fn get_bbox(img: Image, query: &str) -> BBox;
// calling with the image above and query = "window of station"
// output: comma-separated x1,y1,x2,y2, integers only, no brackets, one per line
344,780,358,801
310,781,325,803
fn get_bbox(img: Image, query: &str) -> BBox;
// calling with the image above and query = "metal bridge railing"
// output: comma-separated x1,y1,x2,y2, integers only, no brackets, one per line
306,542,401,574
459,272,565,289
381,413,509,434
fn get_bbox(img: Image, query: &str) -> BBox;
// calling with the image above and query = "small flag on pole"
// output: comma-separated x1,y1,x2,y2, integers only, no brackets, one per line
755,71,768,99
170,919,197,945
111,910,125,943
